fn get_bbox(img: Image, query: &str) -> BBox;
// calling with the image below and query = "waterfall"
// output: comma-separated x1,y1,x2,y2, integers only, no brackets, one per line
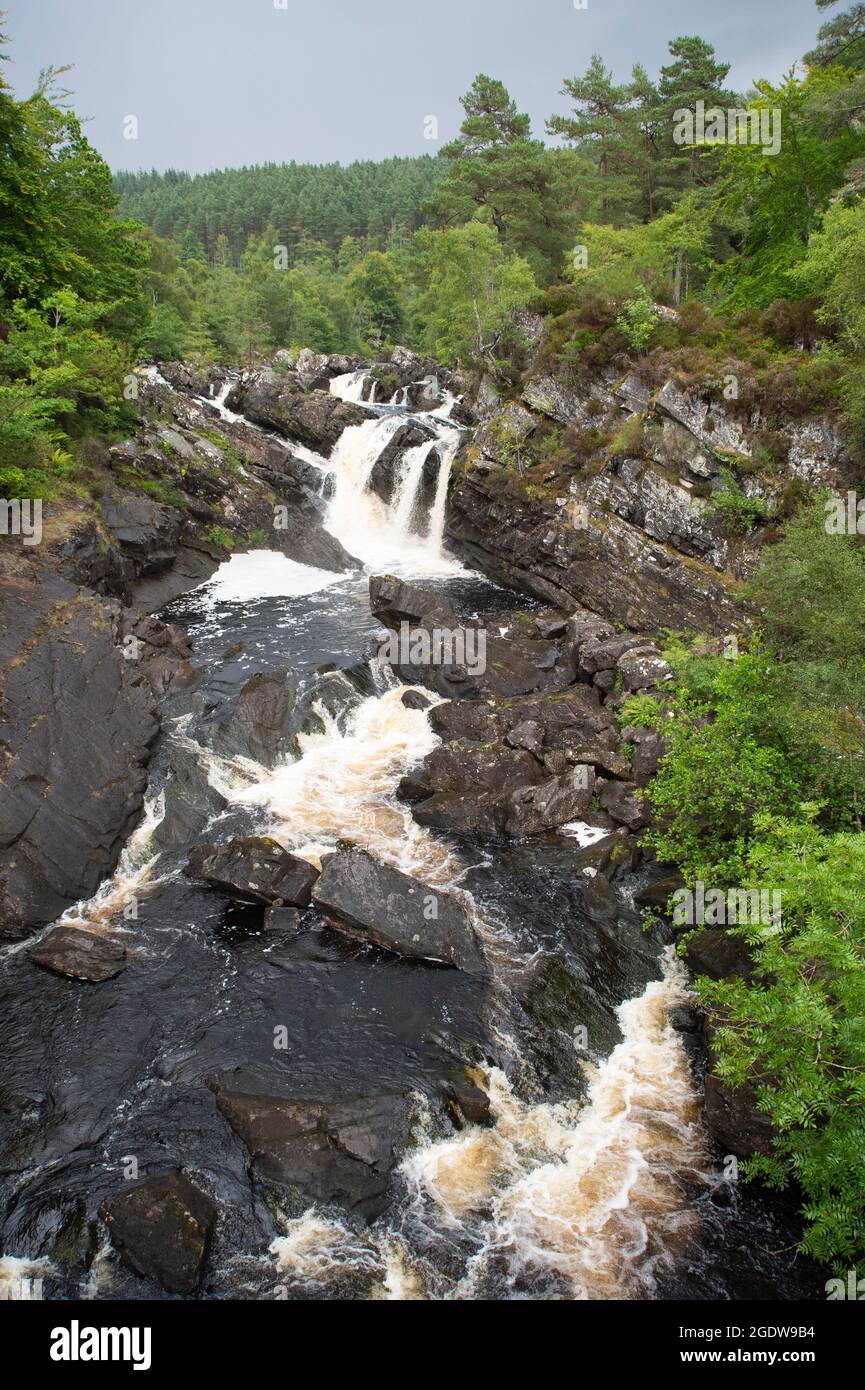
329,369,369,403
322,414,462,575
51,793,167,936
399,949,708,1300
390,442,434,535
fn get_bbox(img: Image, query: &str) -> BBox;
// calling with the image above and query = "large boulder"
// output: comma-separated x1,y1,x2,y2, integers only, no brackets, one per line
29,926,127,983
210,1074,412,1220
411,743,546,835
226,371,366,453
213,669,298,767
369,575,459,631
505,768,595,836
703,1075,776,1159
0,571,158,938
100,1170,216,1294
186,837,319,907
312,848,486,973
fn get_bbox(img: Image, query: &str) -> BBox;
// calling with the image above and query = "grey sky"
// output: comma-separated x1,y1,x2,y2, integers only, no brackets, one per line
4,0,824,173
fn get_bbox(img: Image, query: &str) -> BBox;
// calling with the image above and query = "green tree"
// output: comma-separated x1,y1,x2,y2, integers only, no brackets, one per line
697,814,865,1270
433,75,568,284
412,222,537,366
346,250,404,345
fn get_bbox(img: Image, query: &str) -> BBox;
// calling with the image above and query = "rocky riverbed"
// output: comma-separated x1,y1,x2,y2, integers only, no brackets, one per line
0,344,834,1300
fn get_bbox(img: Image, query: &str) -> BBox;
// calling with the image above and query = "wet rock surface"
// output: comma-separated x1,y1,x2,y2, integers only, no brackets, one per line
209,1075,413,1220
186,837,320,908
313,847,487,974
29,926,127,983
0,570,158,938
100,1170,216,1294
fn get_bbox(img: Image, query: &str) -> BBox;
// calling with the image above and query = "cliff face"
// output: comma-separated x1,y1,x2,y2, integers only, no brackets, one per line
445,349,852,636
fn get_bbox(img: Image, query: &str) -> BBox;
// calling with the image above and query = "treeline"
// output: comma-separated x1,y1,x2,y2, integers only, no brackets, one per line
113,157,443,262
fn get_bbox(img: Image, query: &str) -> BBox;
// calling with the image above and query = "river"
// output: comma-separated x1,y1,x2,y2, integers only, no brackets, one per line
0,372,823,1302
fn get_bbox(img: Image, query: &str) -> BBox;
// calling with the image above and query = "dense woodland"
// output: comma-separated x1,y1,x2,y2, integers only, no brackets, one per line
3,0,865,1271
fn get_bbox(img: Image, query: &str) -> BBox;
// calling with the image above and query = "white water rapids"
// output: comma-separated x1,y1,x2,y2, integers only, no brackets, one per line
3,364,712,1301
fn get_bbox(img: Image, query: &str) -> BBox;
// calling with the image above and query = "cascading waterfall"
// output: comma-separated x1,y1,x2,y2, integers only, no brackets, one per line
321,413,462,574
50,794,167,939
264,950,709,1301
390,442,435,535
0,358,728,1307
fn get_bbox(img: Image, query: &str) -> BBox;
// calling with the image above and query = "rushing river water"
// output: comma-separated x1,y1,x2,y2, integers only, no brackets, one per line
0,373,824,1301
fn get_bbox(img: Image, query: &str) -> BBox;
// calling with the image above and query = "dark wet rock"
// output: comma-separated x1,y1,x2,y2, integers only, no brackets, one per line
29,926,127,983
209,1074,412,1219
440,1068,492,1127
100,1169,216,1294
0,571,158,938
634,872,685,910
412,743,545,835
213,669,297,767
505,719,544,754
313,847,486,973
533,615,568,639
684,928,754,981
58,492,184,604
669,1005,702,1033
122,613,195,698
703,1074,776,1160
598,780,650,830
579,871,619,923
505,768,595,836
367,423,437,505
226,371,366,453
371,576,576,701
565,745,631,779
446,466,742,634
572,828,635,877
401,690,432,711
263,906,303,933
369,574,458,631
153,746,228,854
186,837,319,908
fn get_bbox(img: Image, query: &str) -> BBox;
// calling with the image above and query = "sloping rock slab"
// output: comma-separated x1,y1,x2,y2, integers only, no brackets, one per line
313,848,486,973
29,926,127,982
100,1170,216,1294
210,1075,411,1219
186,837,319,907
213,669,298,768
0,571,158,938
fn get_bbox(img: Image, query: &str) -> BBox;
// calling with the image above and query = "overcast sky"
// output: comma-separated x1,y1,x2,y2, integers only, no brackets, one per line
4,0,824,173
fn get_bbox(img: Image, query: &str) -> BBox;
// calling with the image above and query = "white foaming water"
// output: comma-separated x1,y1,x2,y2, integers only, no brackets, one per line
323,415,462,575
195,549,344,606
55,793,167,936
330,369,369,403
270,1211,423,1300
207,379,244,425
225,684,464,887
400,950,708,1299
390,441,435,535
256,949,709,1300
0,1255,53,1300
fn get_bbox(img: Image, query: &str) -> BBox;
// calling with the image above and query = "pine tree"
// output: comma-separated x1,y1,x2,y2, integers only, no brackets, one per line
432,75,568,284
